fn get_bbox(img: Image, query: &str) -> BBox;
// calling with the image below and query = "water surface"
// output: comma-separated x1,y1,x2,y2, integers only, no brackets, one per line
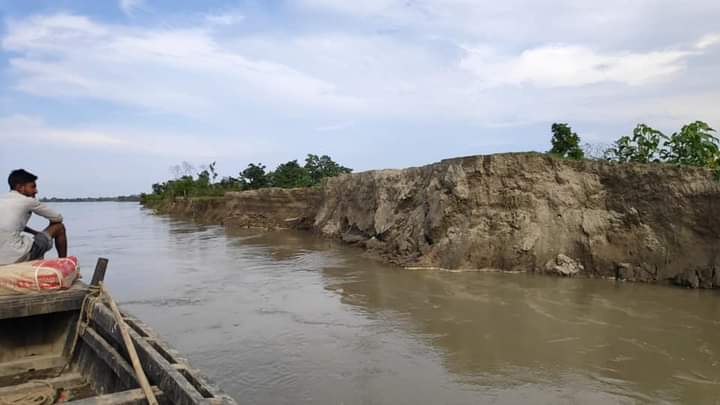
33,202,720,404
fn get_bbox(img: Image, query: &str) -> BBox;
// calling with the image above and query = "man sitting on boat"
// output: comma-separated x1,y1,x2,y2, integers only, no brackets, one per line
0,169,68,266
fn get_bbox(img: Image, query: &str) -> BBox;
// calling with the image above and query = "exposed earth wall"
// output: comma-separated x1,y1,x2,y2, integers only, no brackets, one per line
150,153,720,288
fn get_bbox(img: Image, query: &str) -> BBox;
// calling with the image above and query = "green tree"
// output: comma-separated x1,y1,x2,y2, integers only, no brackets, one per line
168,175,195,198
151,182,166,195
661,121,719,167
549,123,584,160
218,176,241,190
144,156,354,203
240,163,269,190
196,169,211,190
304,154,352,184
270,160,312,188
606,124,667,163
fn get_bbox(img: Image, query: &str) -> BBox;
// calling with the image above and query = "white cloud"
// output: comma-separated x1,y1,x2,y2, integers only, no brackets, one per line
316,121,354,132
228,30,720,126
119,0,145,16
0,115,128,147
205,12,245,26
297,0,401,17
296,1,720,53
696,33,720,49
3,14,108,52
0,115,272,159
2,2,718,197
459,45,690,88
2,14,363,118
2,9,720,130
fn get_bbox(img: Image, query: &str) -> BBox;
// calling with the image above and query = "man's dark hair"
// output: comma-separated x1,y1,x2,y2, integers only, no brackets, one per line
8,169,38,190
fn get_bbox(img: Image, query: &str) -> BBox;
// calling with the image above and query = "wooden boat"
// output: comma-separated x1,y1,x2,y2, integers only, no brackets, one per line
0,259,236,404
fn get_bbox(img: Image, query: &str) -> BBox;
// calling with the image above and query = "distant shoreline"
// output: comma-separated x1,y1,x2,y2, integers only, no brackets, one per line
41,196,141,203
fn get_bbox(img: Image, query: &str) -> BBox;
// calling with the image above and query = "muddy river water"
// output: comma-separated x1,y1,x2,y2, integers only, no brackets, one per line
37,202,720,404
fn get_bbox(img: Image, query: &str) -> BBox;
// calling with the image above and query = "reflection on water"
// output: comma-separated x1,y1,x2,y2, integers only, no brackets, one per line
35,203,720,404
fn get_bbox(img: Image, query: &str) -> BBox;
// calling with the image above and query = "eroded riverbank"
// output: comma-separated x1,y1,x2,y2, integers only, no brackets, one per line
148,153,720,288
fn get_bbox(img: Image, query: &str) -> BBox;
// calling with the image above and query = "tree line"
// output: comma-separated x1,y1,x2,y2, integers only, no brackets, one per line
548,120,720,178
143,121,718,203
142,154,351,202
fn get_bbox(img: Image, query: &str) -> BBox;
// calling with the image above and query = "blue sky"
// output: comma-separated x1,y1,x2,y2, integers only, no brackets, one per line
1,0,719,197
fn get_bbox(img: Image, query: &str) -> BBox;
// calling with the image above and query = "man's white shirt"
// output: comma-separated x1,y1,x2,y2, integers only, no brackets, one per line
0,191,62,265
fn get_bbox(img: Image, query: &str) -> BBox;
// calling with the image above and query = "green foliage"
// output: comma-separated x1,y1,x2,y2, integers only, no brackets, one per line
606,124,667,163
240,163,269,190
549,123,584,160
605,121,719,168
550,120,719,181
140,193,164,204
602,120,720,180
143,154,353,203
263,154,351,189
269,160,313,188
142,162,236,204
218,175,241,189
305,154,352,184
168,176,196,198
661,121,719,167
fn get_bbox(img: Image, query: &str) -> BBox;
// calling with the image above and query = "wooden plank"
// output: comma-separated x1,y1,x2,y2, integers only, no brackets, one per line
65,386,165,405
121,320,236,405
0,372,84,396
79,327,138,389
0,283,89,320
90,304,208,405
102,287,159,405
90,258,109,287
112,313,237,405
0,354,66,378
63,315,81,358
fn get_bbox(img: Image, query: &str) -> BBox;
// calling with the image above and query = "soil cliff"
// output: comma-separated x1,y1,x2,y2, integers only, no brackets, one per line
150,153,720,288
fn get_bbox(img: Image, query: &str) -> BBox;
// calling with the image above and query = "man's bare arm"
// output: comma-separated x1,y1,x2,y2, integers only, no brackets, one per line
29,200,63,223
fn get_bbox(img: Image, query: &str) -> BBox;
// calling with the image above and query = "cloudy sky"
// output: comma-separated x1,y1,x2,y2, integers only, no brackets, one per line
1,0,719,197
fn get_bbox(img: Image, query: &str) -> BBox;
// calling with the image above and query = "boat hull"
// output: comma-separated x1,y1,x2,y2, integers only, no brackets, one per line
0,283,236,404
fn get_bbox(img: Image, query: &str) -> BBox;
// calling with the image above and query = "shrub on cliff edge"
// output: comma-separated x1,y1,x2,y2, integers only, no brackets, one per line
605,124,667,163
606,121,719,177
661,121,719,168
549,123,585,160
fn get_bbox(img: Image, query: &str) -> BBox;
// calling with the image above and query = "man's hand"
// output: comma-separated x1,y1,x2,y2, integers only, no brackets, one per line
23,226,39,236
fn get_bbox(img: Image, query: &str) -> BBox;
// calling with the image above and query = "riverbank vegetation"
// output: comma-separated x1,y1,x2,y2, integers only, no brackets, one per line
549,120,720,178
141,154,351,203
143,121,718,204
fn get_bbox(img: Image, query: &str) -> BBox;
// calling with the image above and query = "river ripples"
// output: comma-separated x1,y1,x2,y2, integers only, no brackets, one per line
35,202,720,404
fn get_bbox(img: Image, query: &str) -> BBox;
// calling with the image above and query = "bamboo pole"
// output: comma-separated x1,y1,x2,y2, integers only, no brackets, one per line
101,285,159,405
